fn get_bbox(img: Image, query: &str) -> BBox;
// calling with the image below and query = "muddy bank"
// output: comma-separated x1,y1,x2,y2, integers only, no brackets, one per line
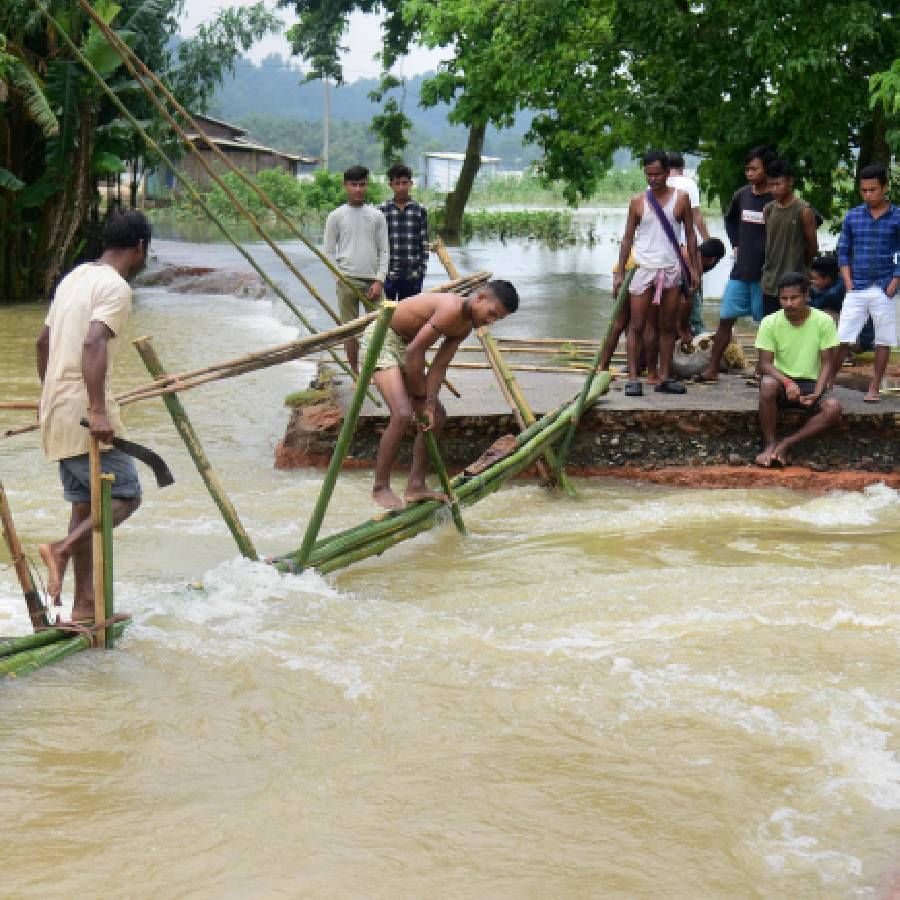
138,264,271,298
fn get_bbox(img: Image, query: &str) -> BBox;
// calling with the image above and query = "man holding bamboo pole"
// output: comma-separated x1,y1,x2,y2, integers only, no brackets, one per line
363,283,520,510
35,211,148,621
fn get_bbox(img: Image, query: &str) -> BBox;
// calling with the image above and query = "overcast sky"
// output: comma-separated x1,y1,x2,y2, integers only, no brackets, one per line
179,0,446,80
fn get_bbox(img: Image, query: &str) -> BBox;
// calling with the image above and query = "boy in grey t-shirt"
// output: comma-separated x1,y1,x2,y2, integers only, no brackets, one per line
324,165,390,371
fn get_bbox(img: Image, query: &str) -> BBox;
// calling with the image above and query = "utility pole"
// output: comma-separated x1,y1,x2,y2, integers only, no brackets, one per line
322,77,330,172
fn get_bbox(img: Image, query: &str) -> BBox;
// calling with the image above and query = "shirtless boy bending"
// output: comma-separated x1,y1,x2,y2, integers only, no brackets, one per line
361,281,519,509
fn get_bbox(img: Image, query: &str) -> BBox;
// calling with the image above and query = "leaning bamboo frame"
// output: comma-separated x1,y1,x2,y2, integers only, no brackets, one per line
0,481,49,630
294,303,397,569
31,0,378,408
275,372,612,575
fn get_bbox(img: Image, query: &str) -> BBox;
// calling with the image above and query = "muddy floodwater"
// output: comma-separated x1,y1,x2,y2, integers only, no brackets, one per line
1,222,898,898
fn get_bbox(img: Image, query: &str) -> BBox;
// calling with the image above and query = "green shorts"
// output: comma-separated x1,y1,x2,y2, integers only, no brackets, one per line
337,277,376,323
359,321,408,371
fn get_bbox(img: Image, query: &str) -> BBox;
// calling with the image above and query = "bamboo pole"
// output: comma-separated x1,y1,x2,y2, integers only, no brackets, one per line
74,0,375,314
0,629,69,658
30,0,376,407
294,302,396,570
278,372,611,574
0,634,90,677
478,328,575,496
133,336,258,561
423,431,466,536
100,474,115,650
0,481,49,631
0,402,39,411
88,434,106,648
432,238,462,280
554,268,636,478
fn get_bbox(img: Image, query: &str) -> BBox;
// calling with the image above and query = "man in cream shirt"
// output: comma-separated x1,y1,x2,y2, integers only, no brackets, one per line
36,210,150,621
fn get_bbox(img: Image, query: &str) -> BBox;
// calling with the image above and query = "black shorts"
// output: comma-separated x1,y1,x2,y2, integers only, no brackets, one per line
774,378,826,413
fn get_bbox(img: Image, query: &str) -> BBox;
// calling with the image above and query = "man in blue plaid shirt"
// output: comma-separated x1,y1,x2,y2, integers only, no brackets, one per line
833,163,900,402
379,163,429,300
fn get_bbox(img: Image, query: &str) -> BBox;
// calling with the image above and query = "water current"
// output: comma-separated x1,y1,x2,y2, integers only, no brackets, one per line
1,219,898,897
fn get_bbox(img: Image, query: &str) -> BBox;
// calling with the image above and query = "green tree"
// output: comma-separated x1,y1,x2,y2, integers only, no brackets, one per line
0,0,278,302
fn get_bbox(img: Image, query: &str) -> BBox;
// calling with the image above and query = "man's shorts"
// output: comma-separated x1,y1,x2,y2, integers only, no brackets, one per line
630,265,680,297
336,277,376,323
837,286,898,347
59,449,142,504
773,377,828,413
359,320,408,372
720,279,763,322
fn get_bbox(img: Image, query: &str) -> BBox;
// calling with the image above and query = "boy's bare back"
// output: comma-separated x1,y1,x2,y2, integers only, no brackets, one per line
391,292,471,342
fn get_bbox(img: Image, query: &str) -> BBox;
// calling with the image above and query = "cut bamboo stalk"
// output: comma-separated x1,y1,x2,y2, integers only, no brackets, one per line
88,434,106,649
0,480,49,631
32,0,376,407
0,634,90,677
432,238,462,281
133,336,258,561
423,430,466,536
100,475,115,650
294,302,396,569
0,629,69,659
554,268,636,479
0,402,39,411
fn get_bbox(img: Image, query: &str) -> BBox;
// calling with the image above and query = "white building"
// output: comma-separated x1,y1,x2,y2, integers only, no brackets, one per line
421,151,501,192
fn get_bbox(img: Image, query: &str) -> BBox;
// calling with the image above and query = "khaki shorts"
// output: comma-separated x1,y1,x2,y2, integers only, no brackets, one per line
359,320,408,371
337,277,375,323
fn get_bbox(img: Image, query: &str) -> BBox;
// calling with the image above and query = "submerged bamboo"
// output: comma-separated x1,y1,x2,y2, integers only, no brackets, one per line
0,629,69,659
294,303,396,569
134,337,258,561
423,431,466,536
0,481,49,630
0,634,91,677
554,268,636,478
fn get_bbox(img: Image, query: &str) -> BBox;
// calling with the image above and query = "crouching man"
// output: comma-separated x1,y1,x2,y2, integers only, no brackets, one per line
363,281,519,509
754,272,842,468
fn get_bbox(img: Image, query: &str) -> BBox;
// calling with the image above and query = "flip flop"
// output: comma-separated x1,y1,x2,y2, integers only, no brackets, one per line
654,378,687,395
623,381,643,397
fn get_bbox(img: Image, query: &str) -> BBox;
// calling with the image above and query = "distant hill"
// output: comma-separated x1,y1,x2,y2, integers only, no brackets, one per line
206,54,635,173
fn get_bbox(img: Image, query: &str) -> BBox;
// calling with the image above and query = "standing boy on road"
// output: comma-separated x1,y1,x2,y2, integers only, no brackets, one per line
832,163,900,402
613,150,698,396
36,210,150,621
759,159,818,317
754,272,842,468
698,146,775,382
324,164,390,372
379,162,429,301
361,281,519,510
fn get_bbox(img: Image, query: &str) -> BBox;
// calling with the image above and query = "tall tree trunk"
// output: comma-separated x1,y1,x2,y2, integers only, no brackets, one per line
857,103,890,176
441,121,486,239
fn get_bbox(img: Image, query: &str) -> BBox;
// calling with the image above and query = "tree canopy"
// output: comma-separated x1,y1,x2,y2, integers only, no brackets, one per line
277,0,898,218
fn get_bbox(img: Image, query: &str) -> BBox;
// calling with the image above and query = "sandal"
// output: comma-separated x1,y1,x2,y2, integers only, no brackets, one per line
623,381,643,397
654,378,687,395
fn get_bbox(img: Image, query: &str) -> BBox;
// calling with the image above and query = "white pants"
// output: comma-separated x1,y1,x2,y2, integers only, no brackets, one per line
836,286,898,347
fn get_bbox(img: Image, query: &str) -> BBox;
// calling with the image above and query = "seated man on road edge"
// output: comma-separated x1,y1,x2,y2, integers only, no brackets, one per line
362,281,519,510
36,210,150,621
754,271,842,468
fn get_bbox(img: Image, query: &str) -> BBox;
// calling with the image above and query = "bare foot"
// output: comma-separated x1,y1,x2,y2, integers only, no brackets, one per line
863,390,881,404
696,367,718,383
372,486,405,510
38,542,67,602
645,373,661,386
70,605,95,624
404,487,449,504
755,444,778,468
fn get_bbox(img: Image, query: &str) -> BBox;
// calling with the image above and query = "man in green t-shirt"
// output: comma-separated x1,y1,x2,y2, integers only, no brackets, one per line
754,271,842,467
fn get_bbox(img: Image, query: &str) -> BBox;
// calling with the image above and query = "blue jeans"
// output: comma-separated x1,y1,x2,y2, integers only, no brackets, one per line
384,275,424,301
